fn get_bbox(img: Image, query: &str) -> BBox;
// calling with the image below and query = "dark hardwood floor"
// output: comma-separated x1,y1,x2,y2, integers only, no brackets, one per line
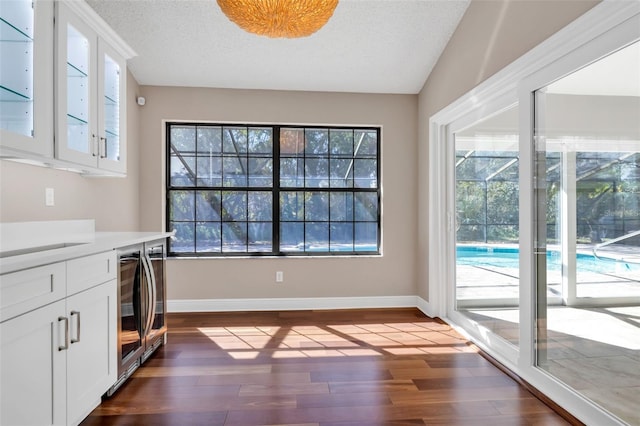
81,308,573,425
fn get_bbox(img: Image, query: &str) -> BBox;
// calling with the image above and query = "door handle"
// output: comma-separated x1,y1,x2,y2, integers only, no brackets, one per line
58,316,69,351
100,136,108,159
70,310,81,344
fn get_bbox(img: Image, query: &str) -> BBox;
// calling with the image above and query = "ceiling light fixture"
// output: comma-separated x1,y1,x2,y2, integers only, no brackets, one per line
216,0,339,38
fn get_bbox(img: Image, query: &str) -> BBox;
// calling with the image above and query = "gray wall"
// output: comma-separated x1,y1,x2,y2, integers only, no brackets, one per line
136,86,418,300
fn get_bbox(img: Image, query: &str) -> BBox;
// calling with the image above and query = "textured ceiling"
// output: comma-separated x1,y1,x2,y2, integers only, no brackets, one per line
86,0,470,94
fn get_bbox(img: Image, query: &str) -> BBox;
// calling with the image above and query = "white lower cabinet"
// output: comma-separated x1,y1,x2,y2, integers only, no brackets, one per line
0,251,117,426
0,300,67,426
66,280,117,426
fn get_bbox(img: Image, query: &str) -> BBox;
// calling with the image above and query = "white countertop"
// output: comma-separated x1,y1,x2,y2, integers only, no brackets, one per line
0,221,172,274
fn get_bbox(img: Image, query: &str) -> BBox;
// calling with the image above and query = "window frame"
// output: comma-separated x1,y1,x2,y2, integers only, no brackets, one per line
165,122,381,257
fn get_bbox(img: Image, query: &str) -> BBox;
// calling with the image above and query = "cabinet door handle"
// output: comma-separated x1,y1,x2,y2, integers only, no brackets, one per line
100,136,107,159
70,310,81,344
58,316,69,351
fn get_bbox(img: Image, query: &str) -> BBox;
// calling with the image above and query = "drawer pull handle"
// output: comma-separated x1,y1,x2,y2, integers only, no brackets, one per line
70,310,81,344
58,316,69,351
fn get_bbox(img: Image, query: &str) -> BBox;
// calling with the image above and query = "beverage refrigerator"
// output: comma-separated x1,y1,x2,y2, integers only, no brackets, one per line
107,239,167,395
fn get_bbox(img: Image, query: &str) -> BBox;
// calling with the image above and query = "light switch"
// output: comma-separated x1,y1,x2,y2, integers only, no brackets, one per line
45,188,55,206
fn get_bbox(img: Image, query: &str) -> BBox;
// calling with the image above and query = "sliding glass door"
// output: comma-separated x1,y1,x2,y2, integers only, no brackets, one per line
431,6,639,423
534,41,640,425
453,104,520,348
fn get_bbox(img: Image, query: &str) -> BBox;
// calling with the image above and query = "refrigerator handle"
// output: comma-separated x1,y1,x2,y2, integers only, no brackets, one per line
140,255,154,336
145,252,158,333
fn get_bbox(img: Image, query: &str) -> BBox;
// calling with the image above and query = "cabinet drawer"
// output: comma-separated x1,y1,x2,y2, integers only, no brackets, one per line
0,262,66,323
67,251,117,296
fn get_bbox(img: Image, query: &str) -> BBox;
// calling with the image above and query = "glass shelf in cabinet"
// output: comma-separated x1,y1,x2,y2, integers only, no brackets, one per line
0,17,34,42
67,113,88,126
105,129,119,138
0,85,31,102
103,94,118,106
67,62,88,78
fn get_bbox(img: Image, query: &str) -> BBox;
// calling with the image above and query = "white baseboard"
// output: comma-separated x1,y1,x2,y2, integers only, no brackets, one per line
167,295,423,313
415,296,436,318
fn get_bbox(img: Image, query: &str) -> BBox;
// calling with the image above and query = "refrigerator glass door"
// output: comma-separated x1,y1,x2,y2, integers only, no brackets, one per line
118,252,142,363
146,242,166,343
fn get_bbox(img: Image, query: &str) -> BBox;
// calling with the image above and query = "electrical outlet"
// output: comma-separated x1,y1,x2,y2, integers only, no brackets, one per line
45,188,55,206
276,271,284,282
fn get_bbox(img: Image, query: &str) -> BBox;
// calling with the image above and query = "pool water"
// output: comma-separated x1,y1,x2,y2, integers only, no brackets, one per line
456,246,639,275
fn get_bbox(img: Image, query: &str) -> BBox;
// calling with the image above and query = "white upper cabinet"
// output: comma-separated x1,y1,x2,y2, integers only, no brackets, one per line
55,1,127,174
0,0,133,176
0,0,54,157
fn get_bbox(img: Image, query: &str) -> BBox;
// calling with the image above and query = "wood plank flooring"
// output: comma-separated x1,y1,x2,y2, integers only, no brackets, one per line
81,308,574,426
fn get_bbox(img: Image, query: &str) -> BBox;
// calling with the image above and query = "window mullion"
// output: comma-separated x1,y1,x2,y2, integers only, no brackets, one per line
273,126,280,255
245,185,249,253
303,128,307,252
352,189,356,252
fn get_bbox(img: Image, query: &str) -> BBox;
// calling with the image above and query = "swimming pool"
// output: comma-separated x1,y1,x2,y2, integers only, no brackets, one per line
456,245,639,275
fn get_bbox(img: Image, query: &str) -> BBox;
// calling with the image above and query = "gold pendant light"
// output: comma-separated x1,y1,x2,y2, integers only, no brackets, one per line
217,0,339,38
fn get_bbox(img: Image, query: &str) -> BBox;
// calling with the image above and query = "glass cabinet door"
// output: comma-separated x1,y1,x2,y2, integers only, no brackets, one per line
55,2,97,168
102,53,120,162
66,23,92,156
97,40,126,173
0,0,53,157
56,2,126,174
0,0,33,137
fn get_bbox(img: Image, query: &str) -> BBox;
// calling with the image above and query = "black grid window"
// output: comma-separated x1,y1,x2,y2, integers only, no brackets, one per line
167,123,380,256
